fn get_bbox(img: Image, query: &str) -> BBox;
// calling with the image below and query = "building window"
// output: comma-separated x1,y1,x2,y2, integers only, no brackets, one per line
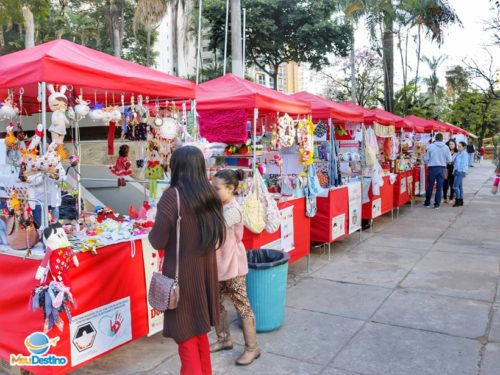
203,58,213,65
202,46,210,52
257,74,266,85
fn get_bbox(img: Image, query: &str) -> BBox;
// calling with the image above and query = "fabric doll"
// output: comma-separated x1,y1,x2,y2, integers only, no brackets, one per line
35,223,79,287
47,84,69,145
144,144,164,200
109,144,132,187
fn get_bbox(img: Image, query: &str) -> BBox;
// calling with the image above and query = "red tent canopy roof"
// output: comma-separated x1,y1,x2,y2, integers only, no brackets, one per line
196,74,311,114
0,39,195,111
341,101,376,123
404,115,441,132
369,108,407,128
290,91,363,122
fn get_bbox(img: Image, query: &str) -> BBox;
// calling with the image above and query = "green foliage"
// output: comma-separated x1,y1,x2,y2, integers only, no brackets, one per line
204,0,352,87
447,91,500,143
0,0,157,66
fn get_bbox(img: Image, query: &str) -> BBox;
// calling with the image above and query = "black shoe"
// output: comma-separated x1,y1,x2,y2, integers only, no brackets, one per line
459,199,464,206
424,204,431,208
453,199,461,207
434,205,440,210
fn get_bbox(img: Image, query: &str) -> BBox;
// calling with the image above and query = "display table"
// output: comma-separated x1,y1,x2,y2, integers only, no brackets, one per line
413,166,421,196
362,175,394,221
393,170,413,208
243,197,310,265
311,186,349,244
0,240,149,375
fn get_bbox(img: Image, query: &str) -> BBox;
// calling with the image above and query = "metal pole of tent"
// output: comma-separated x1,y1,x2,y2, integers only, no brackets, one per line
223,0,229,75
40,82,49,228
242,7,246,75
252,108,258,173
75,120,82,218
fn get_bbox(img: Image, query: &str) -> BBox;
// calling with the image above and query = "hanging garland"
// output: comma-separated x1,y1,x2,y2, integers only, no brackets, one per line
297,119,314,166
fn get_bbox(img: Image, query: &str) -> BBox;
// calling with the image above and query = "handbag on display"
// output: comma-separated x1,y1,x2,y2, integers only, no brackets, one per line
5,214,39,250
148,188,181,312
254,170,280,233
242,180,266,234
314,120,327,138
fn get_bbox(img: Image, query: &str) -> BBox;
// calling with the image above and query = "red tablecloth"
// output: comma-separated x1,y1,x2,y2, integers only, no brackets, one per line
0,240,149,375
362,175,395,220
393,170,413,207
311,186,349,243
413,166,421,195
243,197,310,264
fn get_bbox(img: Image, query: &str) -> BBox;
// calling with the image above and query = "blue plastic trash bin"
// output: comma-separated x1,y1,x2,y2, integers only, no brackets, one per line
245,249,290,332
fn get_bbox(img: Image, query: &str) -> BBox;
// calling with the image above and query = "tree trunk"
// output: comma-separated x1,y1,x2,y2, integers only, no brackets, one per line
172,2,179,76
382,14,394,112
113,26,121,57
398,30,408,115
231,0,243,76
146,28,151,66
350,29,356,103
272,65,279,90
22,6,35,49
414,24,421,100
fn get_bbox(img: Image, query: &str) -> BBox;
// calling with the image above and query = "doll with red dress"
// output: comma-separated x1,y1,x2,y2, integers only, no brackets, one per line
109,144,132,186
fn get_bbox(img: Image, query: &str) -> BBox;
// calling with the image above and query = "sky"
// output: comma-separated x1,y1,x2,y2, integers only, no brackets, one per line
353,0,500,90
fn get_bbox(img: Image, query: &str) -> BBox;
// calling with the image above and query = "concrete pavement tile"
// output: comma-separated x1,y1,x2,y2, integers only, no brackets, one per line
321,368,366,375
433,242,500,257
230,308,363,365
411,251,499,275
401,270,497,302
372,290,490,338
71,333,178,375
313,258,412,288
488,303,500,343
480,343,500,375
361,235,434,250
332,323,481,375
335,245,424,267
286,278,391,320
379,224,446,239
155,344,323,375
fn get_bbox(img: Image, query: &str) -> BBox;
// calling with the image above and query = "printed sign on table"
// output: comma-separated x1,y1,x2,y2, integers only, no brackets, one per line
280,206,295,252
347,182,362,234
400,177,407,194
70,297,132,366
332,214,346,240
142,239,164,336
372,198,382,218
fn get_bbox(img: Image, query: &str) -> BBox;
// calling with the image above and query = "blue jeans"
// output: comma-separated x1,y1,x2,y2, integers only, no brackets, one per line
425,166,445,207
453,171,465,199
468,153,474,167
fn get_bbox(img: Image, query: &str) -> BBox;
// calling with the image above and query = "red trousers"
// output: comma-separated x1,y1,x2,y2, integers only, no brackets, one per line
178,334,212,375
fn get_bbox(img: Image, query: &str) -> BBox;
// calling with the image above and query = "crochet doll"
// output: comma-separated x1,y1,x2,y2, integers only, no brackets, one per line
144,143,164,200
47,84,69,145
109,144,132,187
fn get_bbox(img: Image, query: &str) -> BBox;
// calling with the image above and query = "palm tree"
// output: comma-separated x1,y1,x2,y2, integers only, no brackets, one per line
134,0,169,66
340,0,460,112
422,55,446,99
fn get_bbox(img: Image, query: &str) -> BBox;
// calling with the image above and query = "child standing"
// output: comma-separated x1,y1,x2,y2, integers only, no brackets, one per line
453,141,469,207
211,169,260,366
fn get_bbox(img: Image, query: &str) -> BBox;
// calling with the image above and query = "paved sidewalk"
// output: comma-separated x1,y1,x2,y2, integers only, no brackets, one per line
6,162,499,375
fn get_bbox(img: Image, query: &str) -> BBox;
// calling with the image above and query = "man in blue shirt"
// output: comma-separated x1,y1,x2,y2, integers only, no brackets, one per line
453,141,469,207
424,133,452,209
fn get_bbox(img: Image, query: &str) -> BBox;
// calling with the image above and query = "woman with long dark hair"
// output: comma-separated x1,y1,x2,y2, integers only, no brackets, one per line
149,146,226,375
443,139,458,204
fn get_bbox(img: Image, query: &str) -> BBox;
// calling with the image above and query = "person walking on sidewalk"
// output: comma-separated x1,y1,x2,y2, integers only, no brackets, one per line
443,139,458,204
453,141,469,207
491,160,500,195
467,142,475,167
424,133,452,209
149,146,226,375
210,169,261,366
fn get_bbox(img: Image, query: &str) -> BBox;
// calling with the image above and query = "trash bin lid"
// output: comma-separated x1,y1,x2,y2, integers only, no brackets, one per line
246,249,290,269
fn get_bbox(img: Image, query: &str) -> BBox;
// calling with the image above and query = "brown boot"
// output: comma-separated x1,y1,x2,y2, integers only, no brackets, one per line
236,316,261,366
210,310,233,353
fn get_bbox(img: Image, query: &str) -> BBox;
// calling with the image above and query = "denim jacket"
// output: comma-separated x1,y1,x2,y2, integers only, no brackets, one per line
454,151,469,174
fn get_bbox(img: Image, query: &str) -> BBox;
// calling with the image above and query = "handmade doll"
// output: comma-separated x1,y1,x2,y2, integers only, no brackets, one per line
144,144,164,200
47,84,69,145
109,144,132,187
35,223,79,286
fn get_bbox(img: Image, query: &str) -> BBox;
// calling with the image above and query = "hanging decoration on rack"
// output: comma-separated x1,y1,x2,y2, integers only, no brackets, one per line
297,119,314,166
0,92,18,120
278,114,295,148
47,84,69,145
144,141,164,200
109,144,132,187
74,90,90,120
314,120,327,138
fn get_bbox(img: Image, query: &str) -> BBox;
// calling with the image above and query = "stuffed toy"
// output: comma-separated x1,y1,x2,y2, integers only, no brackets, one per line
4,122,18,150
0,95,18,120
94,206,123,223
89,103,104,122
145,143,164,200
109,144,132,186
74,96,90,120
35,223,79,287
47,84,69,145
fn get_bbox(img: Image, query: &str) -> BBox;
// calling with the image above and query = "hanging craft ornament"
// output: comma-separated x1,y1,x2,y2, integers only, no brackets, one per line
297,119,315,166
74,89,90,120
0,92,18,120
158,116,178,140
314,120,327,138
278,114,296,148
47,84,69,145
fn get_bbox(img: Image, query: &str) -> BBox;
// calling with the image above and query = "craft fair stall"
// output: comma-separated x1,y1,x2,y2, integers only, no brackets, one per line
0,40,197,374
196,74,313,265
290,92,365,251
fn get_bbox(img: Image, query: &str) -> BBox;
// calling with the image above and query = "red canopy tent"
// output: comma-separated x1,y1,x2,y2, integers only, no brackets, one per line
290,91,363,122
0,39,196,111
404,115,442,133
196,74,310,114
341,101,377,123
